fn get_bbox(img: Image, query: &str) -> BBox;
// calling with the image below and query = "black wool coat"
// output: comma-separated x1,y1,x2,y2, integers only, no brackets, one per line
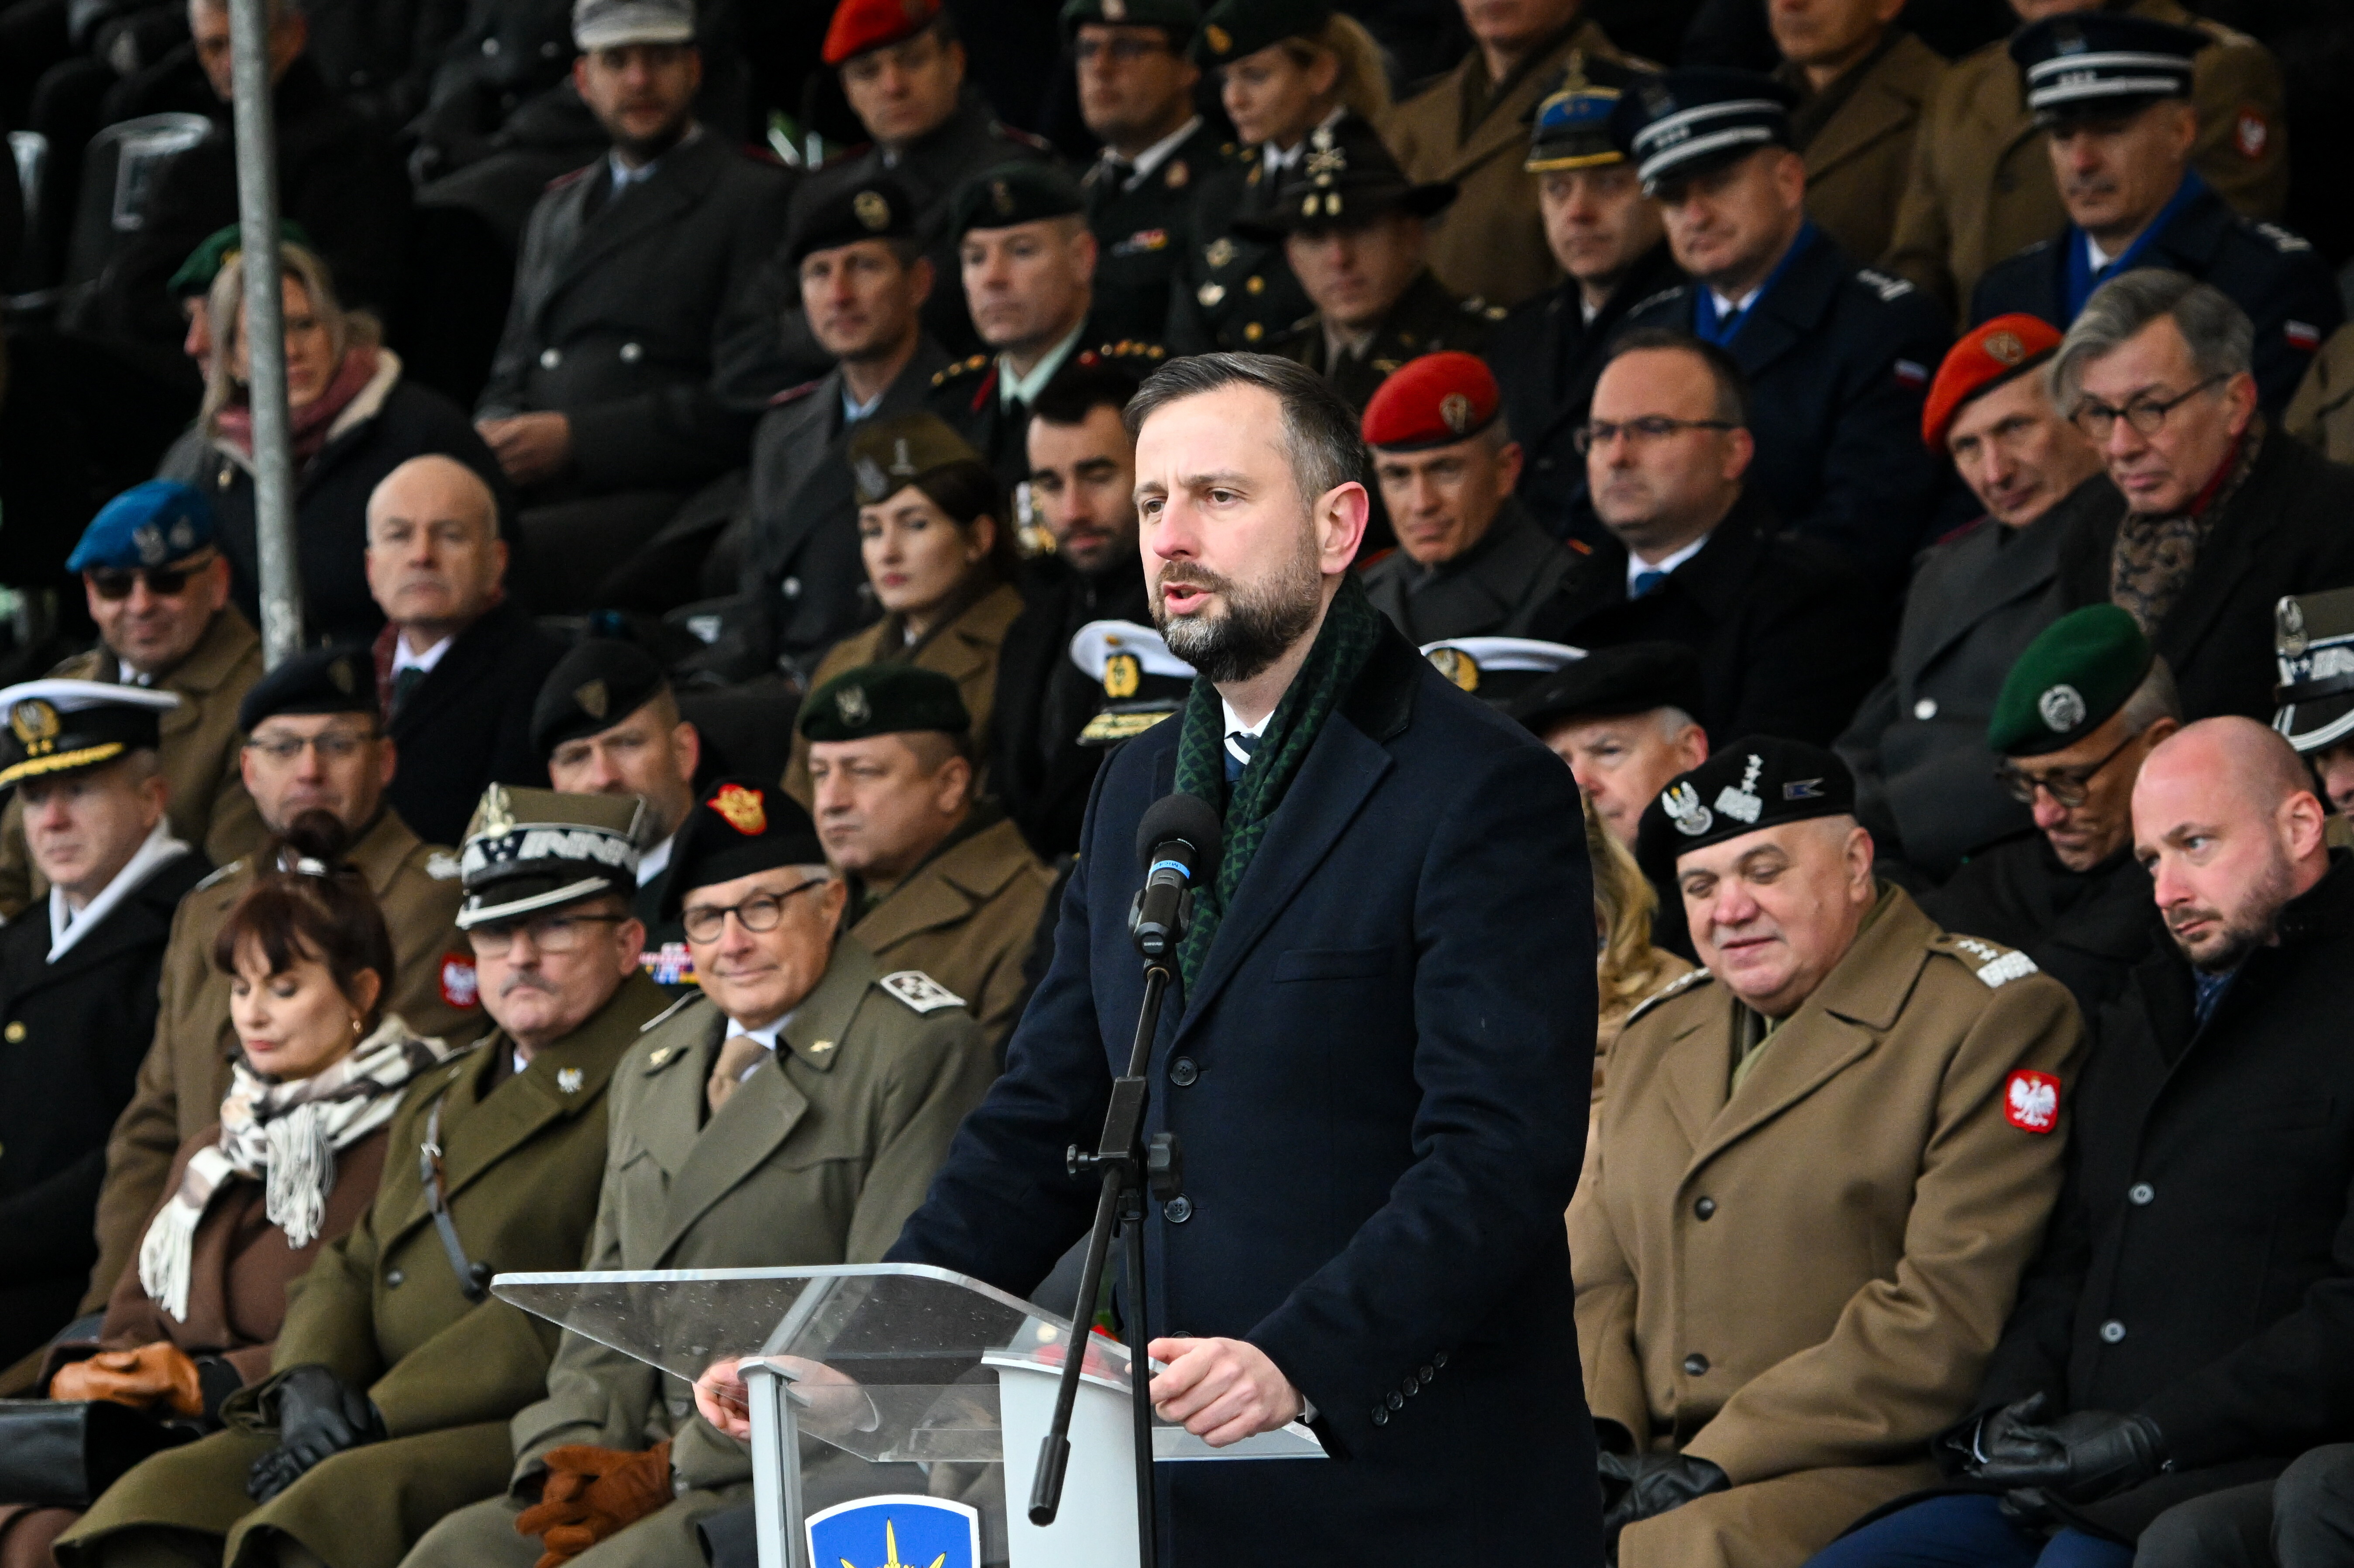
890,624,1603,1564
381,600,565,849
1920,839,2158,1022
1083,120,1229,348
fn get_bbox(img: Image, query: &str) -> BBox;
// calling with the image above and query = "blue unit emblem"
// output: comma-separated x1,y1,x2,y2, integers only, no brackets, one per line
805,1495,981,1568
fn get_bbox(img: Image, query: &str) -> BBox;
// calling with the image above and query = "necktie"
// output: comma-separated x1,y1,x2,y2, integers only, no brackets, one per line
1631,569,1669,599
1224,729,1258,783
391,665,426,714
705,1033,767,1114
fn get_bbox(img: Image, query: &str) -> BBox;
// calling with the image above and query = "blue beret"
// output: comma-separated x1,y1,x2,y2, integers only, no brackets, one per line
66,481,215,574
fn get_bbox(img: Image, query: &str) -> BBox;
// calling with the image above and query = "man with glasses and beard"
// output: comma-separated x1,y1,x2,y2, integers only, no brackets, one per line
0,483,264,921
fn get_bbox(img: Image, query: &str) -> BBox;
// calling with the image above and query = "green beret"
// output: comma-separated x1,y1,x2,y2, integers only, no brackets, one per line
1988,605,2154,757
798,665,972,743
167,218,314,300
945,162,1085,241
1192,0,1329,64
846,413,988,505
1060,0,1198,42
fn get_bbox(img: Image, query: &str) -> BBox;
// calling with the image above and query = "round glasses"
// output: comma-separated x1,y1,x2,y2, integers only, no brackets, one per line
2071,375,2227,441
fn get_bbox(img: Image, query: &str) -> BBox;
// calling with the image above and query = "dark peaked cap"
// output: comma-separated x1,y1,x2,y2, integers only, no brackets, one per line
1509,643,1707,733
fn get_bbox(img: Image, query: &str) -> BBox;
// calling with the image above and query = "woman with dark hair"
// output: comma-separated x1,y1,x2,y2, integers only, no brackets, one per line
0,817,452,1568
781,413,1027,804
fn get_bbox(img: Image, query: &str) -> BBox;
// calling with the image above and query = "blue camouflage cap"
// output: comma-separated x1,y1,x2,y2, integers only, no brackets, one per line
66,481,216,574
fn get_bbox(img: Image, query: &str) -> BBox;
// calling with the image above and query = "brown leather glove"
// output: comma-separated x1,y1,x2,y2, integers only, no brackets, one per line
49,1343,204,1416
514,1442,672,1568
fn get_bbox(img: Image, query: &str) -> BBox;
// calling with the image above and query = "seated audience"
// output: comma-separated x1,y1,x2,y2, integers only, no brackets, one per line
1361,352,1573,644
156,223,313,485
0,681,206,1368
1771,0,1945,271
781,416,1025,805
1811,718,2354,1568
1971,15,2337,414
199,245,508,647
0,482,262,921
399,781,993,1568
1534,331,1882,746
2050,271,2354,723
0,819,449,1568
55,789,671,1568
471,0,795,613
1572,739,2081,1566
83,647,476,1321
365,457,563,848
2271,587,2354,815
801,667,1055,1045
1924,605,2177,1019
1612,68,1954,591
1836,315,2110,882
1585,791,1689,1115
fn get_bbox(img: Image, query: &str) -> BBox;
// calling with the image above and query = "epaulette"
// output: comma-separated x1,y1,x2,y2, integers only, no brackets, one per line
2253,221,2314,255
195,860,243,891
878,970,966,1014
931,354,990,388
768,378,823,408
423,850,461,881
1931,932,2041,989
1853,267,1916,304
638,991,702,1033
1626,284,1687,317
1081,340,1167,365
1625,965,1712,1026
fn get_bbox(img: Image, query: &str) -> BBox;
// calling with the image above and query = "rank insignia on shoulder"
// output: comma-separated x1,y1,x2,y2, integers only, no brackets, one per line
425,851,462,881
1948,935,2039,988
2004,1068,2060,1133
196,861,243,891
879,970,966,1014
2256,222,2311,254
1626,965,1712,1025
1855,268,1915,303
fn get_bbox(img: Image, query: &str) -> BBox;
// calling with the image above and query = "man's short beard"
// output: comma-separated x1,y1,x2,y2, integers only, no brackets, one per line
2169,852,2296,973
1152,534,1323,686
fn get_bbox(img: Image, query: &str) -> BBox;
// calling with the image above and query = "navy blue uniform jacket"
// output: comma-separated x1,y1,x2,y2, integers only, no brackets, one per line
888,626,1604,1563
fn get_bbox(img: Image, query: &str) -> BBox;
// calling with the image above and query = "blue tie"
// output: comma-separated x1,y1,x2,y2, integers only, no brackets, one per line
1632,569,1669,599
1225,730,1258,783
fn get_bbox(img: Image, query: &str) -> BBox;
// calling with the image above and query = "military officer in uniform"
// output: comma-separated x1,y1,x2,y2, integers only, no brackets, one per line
0,482,264,921
1886,0,2288,323
84,647,477,1315
398,780,994,1568
1570,739,2082,1568
1612,70,1955,592
57,789,673,1568
2271,587,2354,817
1771,0,1947,270
1969,14,2338,414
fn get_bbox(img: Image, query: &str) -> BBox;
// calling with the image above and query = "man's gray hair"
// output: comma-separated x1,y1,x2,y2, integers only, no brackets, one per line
1123,352,1369,508
1653,705,1701,742
2050,270,2254,409
2120,654,2183,736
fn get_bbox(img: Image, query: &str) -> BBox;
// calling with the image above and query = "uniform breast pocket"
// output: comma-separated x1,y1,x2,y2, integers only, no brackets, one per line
1272,946,1394,983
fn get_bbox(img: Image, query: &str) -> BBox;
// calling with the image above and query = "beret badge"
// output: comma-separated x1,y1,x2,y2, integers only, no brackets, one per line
575,679,609,721
712,783,766,836
1663,781,1712,837
853,189,891,231
836,684,871,726
1983,330,2026,367
2039,684,2088,733
1440,393,1473,435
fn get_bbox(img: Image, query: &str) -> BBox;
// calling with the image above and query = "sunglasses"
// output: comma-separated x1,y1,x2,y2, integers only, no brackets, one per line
86,550,217,601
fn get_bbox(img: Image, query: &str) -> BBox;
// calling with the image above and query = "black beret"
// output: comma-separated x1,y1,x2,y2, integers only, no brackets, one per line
664,780,828,917
785,175,919,268
1508,643,1707,733
237,646,378,731
945,162,1086,241
1635,735,1855,883
533,639,668,760
798,664,971,743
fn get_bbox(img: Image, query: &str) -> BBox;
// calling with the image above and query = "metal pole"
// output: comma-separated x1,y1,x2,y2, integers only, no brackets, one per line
225,0,302,665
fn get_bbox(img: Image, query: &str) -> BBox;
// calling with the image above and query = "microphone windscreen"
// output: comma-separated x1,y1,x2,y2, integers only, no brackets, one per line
1135,792,1223,876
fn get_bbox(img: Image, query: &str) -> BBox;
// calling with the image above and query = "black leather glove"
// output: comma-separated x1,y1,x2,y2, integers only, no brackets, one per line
245,1365,386,1502
1598,1452,1731,1544
1973,1408,2167,1503
1955,1393,2058,1473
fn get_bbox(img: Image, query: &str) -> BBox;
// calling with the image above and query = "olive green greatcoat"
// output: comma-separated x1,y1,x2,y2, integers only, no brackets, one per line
2285,321,2354,464
55,971,674,1568
1782,32,1948,276
1883,0,2288,320
84,808,477,1311
0,607,266,920
1382,20,1650,312
1569,888,2085,1568
850,814,1056,1046
399,939,997,1568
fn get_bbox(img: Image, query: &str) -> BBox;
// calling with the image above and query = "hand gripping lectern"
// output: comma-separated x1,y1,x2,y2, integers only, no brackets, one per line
493,1265,1323,1568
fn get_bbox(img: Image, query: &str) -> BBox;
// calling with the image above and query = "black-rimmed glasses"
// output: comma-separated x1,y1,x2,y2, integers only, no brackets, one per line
1573,417,1738,455
680,880,830,944
2071,374,2228,441
1994,730,2141,808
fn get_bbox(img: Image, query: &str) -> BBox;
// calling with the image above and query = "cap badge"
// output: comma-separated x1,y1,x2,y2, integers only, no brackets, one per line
1101,0,1125,17
1427,646,1479,692
1103,652,1141,700
1783,777,1825,801
836,684,872,727
327,658,354,695
1714,753,1765,825
1203,21,1229,54
2053,22,2086,52
1983,330,2026,367
2038,683,2087,733
476,785,517,839
575,678,609,721
9,698,59,747
712,782,767,836
1440,392,1474,435
170,519,196,553
2279,596,2309,656
991,179,1015,218
1204,237,1235,270
854,455,889,499
1663,781,1713,837
134,523,169,565
889,437,917,478
853,189,891,231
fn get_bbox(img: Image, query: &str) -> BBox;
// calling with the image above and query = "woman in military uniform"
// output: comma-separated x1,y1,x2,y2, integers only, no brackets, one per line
1166,0,1389,354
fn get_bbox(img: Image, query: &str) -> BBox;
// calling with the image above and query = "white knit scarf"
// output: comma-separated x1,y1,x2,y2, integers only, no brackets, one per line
137,1014,449,1321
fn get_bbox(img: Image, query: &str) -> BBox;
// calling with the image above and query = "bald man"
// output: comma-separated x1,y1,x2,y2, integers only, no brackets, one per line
365,457,566,845
1820,717,2354,1567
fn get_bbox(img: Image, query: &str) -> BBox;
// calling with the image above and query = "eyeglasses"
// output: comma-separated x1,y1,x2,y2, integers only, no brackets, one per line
1573,417,1737,455
467,912,627,957
86,551,217,601
1074,36,1169,64
1994,730,2141,808
680,880,829,944
2071,374,2227,440
242,729,378,763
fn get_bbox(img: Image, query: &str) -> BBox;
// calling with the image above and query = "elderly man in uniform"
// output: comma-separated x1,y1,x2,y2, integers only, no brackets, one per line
800,666,1054,1046
397,780,993,1568
472,0,797,613
1814,718,2354,1568
0,482,263,921
59,789,668,1568
1924,606,2177,1018
1571,737,2083,1568
1835,315,2110,883
1887,0,2287,323
1490,67,1681,538
1769,0,1946,270
1384,0,1648,312
1970,15,2336,414
2050,272,2354,723
2271,588,2354,816
1613,69,1955,592
83,647,476,1314
1361,352,1574,644
0,682,207,1366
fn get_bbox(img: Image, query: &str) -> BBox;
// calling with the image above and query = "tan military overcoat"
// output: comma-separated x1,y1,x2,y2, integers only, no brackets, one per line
1569,887,2084,1568
850,815,1054,1045
1883,0,2287,319
1786,33,1949,272
2285,322,2354,463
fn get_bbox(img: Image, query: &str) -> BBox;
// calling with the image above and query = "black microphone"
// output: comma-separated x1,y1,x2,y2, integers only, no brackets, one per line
1131,793,1222,960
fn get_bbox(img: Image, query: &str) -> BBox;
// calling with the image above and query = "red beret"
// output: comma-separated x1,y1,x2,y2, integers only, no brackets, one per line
1361,351,1500,452
822,0,941,65
1921,313,2065,452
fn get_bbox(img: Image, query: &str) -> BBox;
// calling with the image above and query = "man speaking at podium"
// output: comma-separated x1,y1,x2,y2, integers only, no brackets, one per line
887,352,1600,1561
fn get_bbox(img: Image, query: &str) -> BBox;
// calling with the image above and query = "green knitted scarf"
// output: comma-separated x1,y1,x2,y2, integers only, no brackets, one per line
1170,571,1386,993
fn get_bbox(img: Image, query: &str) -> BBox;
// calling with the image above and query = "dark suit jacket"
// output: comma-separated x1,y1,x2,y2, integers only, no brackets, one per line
889,625,1603,1563
380,601,564,848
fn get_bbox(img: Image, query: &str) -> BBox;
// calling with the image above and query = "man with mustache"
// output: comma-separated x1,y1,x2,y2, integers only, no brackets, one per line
1969,14,2337,414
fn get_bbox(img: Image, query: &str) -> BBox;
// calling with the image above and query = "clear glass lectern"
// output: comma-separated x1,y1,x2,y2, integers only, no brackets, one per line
492,1264,1322,1568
